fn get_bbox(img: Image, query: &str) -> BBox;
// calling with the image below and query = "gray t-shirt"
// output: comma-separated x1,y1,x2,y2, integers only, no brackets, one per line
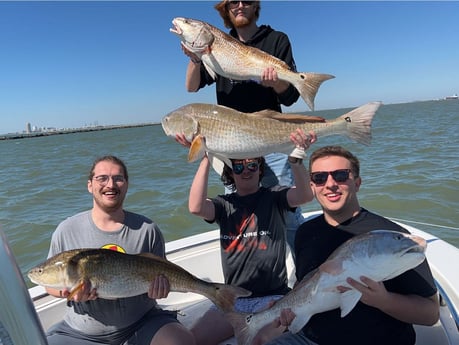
48,210,165,335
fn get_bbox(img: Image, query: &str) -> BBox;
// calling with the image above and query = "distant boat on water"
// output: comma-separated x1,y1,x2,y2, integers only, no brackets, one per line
445,94,458,100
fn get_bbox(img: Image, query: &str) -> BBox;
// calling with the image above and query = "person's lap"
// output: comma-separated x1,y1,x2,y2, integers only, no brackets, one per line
191,295,284,345
47,309,179,345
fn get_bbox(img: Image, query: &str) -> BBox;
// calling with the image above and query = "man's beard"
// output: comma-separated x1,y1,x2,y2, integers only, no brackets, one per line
94,192,124,213
231,13,254,28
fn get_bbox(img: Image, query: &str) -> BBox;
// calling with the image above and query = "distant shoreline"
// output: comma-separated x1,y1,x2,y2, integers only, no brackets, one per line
0,123,161,141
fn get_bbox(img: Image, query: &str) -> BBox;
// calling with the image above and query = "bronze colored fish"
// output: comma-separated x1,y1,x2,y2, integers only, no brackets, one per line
171,17,334,111
162,102,381,168
28,248,251,312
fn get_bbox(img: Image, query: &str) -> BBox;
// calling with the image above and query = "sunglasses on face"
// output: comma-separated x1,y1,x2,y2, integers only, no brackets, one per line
310,169,351,185
232,160,260,175
228,1,254,8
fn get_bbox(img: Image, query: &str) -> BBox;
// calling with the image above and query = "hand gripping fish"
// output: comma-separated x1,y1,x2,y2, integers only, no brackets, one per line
170,17,334,111
28,248,251,312
225,230,427,345
162,102,381,172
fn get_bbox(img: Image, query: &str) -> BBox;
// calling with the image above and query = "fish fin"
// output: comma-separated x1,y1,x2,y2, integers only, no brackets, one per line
138,252,164,260
188,135,207,162
66,280,85,301
208,154,230,176
336,101,382,145
319,259,343,275
289,314,312,334
210,283,251,312
226,311,256,345
339,289,362,317
202,60,217,80
295,72,335,111
249,110,326,123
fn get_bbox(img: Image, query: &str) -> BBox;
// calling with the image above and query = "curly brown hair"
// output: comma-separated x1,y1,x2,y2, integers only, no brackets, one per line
214,0,261,29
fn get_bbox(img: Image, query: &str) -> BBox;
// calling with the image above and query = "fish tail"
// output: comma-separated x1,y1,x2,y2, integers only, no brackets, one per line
338,101,382,145
209,283,252,312
296,73,335,111
225,311,257,345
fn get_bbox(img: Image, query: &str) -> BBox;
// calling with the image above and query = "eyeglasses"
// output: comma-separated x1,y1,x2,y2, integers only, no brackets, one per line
232,160,260,175
310,169,351,185
228,1,254,8
93,175,126,186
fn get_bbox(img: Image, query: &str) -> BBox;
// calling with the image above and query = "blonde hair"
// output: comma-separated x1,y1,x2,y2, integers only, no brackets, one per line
214,0,261,29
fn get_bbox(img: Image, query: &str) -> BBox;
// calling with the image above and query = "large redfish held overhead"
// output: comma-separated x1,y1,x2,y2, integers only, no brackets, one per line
161,102,381,169
170,17,334,111
226,230,427,345
28,248,251,312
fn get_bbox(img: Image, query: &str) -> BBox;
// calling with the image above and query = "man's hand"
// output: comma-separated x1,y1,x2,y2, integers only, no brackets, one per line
175,133,192,147
260,67,289,94
148,274,171,299
251,307,296,345
66,279,98,302
345,276,390,309
181,42,202,64
289,129,317,160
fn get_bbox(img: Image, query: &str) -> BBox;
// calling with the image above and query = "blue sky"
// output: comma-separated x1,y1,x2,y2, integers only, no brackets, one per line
1,1,458,135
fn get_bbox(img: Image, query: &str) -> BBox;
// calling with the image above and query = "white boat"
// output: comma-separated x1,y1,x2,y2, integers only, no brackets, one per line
1,211,459,345
445,94,458,100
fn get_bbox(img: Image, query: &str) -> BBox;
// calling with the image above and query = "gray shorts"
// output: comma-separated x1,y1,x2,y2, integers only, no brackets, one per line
46,308,178,345
234,295,284,313
209,295,284,313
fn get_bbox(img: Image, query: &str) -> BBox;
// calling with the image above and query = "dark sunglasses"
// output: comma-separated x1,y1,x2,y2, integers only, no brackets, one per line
310,169,351,185
228,1,254,8
232,160,260,175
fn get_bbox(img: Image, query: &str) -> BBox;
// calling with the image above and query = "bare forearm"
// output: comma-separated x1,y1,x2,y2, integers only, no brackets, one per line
287,162,313,206
379,293,439,326
185,61,202,92
188,156,213,218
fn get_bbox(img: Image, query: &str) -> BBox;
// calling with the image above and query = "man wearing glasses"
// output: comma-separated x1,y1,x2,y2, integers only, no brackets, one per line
260,146,439,345
188,129,316,345
45,155,195,345
181,0,304,256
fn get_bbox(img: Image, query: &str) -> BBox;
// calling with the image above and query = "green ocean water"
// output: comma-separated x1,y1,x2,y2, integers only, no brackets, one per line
0,100,458,285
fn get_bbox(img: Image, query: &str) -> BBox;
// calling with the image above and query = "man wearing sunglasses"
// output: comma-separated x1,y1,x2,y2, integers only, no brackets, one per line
188,129,316,345
259,146,439,345
180,0,305,257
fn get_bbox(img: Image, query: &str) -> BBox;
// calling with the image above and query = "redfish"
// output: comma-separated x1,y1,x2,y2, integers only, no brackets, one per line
171,17,334,111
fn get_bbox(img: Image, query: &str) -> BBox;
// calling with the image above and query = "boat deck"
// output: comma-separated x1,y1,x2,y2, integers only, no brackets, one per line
31,224,459,345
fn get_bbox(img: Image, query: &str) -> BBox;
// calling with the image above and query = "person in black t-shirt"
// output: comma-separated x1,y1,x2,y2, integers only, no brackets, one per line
260,146,439,345
178,0,305,258
188,130,316,345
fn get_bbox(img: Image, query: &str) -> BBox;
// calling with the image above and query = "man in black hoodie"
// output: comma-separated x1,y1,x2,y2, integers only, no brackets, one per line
181,0,304,267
